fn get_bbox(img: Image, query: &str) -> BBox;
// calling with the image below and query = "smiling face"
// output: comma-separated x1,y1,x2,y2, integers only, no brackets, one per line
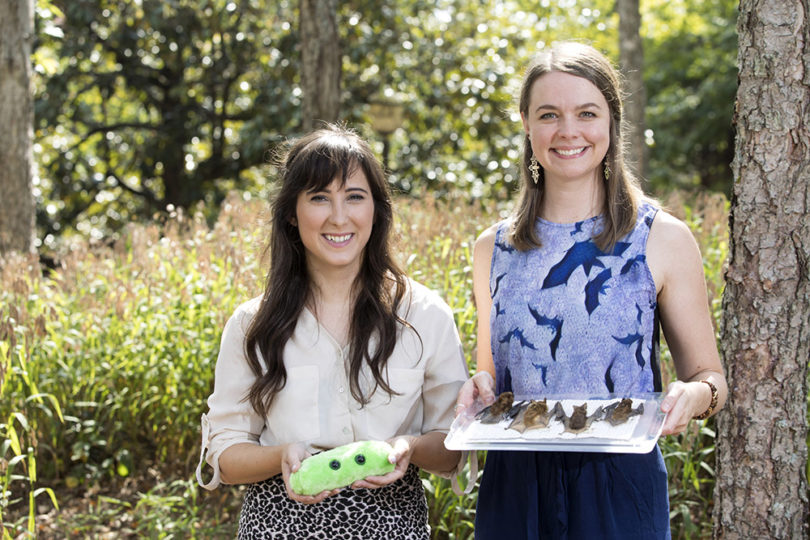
522,71,611,186
294,165,375,277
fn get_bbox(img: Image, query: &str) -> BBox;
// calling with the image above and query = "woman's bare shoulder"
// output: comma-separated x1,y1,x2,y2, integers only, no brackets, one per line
648,209,703,293
474,222,503,251
649,210,697,249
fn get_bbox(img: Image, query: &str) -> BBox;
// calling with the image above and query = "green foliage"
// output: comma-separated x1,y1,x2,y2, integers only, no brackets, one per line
658,192,728,539
643,0,738,193
677,192,729,324
32,0,737,248
0,294,62,538
37,480,241,538
1,194,266,500
422,462,478,539
340,0,619,200
1,192,728,537
661,421,717,539
34,0,297,242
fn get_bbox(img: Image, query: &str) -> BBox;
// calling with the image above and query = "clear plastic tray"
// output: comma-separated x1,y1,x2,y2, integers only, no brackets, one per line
445,393,667,454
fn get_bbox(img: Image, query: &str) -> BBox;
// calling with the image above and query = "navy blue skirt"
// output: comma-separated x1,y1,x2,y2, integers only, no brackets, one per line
475,448,671,540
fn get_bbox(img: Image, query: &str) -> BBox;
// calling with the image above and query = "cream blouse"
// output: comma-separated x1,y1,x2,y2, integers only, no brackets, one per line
196,280,469,490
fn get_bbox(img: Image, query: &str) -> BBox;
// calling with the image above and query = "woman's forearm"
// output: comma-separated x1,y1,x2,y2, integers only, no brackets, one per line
409,431,461,476
219,442,286,485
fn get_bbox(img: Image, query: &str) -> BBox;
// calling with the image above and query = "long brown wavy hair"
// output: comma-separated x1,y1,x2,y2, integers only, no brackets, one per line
244,124,411,416
510,41,644,252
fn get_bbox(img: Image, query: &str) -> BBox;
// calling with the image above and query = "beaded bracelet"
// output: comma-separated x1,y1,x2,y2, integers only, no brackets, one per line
693,379,718,420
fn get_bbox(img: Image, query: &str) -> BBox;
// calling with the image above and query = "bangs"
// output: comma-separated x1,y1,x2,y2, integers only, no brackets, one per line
294,135,365,193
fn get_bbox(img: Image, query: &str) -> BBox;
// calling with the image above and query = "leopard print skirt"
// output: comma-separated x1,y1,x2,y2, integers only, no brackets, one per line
237,464,430,539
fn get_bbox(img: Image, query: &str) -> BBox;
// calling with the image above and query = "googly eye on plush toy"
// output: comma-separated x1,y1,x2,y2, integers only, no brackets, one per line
290,440,396,496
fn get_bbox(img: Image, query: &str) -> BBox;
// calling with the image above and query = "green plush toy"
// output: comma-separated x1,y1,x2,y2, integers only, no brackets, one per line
290,440,396,495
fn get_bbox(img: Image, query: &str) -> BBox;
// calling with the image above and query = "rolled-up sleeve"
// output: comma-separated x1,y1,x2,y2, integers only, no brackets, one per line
413,289,470,480
196,304,264,490
419,300,468,434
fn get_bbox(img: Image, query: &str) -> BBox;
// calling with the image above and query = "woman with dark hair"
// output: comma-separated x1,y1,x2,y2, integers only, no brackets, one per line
456,42,727,538
197,125,468,538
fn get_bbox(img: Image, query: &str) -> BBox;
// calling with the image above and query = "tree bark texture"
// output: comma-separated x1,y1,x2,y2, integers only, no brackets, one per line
715,1,810,538
0,0,36,254
299,0,340,131
618,0,646,179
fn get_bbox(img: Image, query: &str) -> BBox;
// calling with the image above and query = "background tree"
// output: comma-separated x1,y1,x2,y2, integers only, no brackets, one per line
35,0,299,241
715,0,810,537
299,0,340,130
618,0,646,178
33,0,739,245
0,0,36,254
35,0,613,241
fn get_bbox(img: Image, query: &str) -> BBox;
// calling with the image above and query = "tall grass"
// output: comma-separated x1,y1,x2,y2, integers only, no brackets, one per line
1,196,266,537
0,191,727,538
1,255,63,539
660,191,728,539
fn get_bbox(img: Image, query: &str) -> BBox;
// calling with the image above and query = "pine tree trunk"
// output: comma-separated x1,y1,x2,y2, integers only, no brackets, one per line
299,0,340,131
715,1,810,537
617,0,646,179
0,0,35,254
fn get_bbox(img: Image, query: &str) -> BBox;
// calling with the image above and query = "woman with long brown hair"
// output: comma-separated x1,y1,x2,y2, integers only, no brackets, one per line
456,42,727,538
197,124,468,538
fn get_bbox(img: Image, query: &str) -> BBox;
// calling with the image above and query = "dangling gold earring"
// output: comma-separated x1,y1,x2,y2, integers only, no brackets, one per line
529,156,541,185
604,161,611,181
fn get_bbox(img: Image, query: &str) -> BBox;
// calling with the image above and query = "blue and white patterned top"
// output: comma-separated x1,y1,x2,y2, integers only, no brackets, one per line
489,201,661,397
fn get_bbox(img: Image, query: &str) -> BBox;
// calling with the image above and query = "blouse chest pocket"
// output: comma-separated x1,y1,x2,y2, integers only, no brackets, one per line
365,368,424,441
265,365,320,444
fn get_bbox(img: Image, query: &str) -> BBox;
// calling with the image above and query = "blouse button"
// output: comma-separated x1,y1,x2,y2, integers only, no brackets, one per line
338,386,345,393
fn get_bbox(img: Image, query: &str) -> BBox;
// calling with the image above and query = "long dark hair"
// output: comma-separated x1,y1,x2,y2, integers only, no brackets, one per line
510,41,644,252
244,124,411,416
